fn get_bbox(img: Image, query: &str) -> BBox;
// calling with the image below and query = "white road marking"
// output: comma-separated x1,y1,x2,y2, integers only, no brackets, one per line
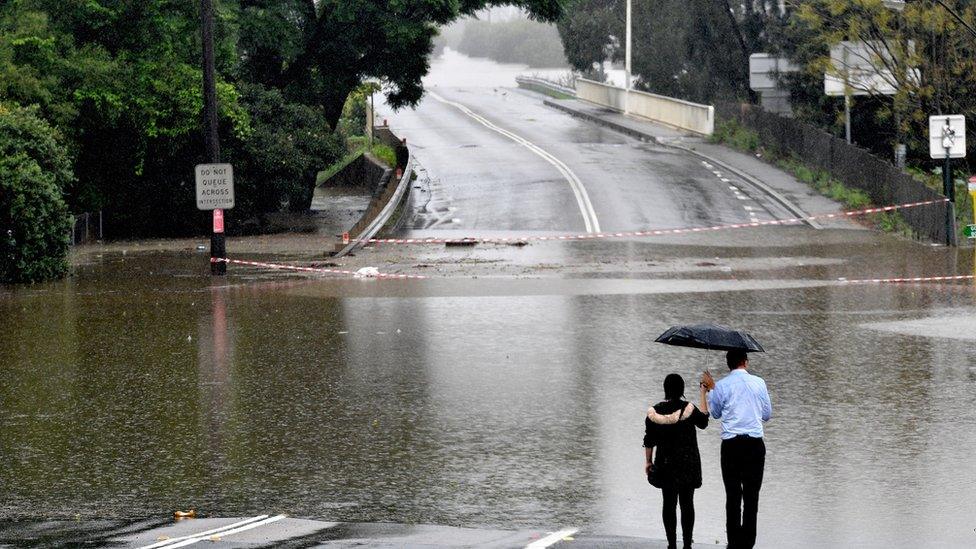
525,528,579,548
728,186,739,191
428,91,601,233
139,516,270,548
161,515,287,548
720,178,731,182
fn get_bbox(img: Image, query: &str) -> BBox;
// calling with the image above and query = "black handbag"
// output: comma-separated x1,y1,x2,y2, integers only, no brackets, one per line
647,458,668,488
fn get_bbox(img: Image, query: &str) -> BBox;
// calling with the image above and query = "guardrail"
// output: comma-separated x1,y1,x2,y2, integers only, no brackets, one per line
514,76,577,97
333,148,414,258
576,78,714,136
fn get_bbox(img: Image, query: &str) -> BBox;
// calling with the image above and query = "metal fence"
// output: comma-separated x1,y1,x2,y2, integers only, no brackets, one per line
716,102,949,244
71,211,103,245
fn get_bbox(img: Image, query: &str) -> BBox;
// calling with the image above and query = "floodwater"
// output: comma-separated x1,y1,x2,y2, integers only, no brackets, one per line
2,232,976,548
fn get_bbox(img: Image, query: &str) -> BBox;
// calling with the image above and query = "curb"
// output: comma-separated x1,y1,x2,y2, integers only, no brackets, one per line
543,99,657,143
663,142,822,230
541,98,820,229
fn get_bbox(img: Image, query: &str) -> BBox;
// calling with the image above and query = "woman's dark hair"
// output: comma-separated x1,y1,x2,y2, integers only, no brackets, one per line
664,373,685,400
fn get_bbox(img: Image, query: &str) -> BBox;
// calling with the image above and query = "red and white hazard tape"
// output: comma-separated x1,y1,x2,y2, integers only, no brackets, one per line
211,257,427,280
841,274,974,284
363,198,948,246
211,258,976,287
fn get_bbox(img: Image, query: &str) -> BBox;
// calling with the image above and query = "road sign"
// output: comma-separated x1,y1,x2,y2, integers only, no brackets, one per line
824,41,919,97
964,224,976,239
929,115,966,159
195,163,235,210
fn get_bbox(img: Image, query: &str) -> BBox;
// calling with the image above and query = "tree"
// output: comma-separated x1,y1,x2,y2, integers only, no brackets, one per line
556,0,785,102
788,0,976,160
557,0,622,77
253,1,568,127
0,104,73,283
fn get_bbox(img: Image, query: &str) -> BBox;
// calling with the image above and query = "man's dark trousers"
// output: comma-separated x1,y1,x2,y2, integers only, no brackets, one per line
720,435,765,549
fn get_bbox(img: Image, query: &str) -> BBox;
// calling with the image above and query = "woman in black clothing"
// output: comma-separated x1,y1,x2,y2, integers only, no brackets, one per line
644,373,710,549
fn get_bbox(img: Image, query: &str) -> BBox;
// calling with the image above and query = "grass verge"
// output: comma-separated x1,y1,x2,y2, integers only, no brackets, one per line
317,137,398,186
710,119,918,239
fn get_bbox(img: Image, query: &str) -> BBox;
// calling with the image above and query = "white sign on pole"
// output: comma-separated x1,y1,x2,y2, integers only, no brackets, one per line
195,163,235,210
928,115,966,159
824,41,919,97
749,54,798,91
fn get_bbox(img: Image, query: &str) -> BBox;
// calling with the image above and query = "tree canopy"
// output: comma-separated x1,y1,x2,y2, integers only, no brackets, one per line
0,0,569,244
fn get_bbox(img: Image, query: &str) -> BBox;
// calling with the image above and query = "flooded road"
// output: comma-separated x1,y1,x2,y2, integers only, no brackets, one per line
2,232,976,548
3,53,976,548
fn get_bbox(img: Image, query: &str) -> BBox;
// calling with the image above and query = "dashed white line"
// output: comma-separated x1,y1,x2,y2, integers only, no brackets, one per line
526,528,579,548
428,92,601,233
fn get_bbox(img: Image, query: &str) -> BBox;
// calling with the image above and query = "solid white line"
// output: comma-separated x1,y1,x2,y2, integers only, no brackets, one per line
428,92,601,233
162,515,287,548
138,515,269,548
526,528,578,548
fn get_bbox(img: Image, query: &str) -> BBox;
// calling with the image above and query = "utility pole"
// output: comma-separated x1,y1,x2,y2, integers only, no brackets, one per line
201,0,225,275
625,0,632,115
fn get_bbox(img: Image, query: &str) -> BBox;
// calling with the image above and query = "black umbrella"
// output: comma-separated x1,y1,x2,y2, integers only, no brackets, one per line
655,323,765,353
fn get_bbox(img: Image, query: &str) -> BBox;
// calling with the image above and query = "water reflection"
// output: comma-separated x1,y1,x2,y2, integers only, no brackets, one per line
1,249,976,547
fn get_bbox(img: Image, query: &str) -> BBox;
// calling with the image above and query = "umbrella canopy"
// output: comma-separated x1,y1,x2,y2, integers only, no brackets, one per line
655,323,765,353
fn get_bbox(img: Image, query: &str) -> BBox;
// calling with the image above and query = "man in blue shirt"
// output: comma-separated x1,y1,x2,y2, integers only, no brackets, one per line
702,350,771,549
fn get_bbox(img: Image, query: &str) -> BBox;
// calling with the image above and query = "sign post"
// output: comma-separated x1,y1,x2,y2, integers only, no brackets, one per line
929,115,965,246
196,163,234,273
200,0,225,275
968,176,976,240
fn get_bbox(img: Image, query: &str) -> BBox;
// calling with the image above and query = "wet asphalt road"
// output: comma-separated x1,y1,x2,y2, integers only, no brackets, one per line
392,56,786,234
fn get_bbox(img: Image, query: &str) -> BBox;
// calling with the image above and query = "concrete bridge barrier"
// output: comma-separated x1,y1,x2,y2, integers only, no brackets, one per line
576,78,714,136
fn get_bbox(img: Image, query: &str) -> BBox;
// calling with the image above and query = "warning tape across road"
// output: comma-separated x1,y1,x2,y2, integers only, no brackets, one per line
211,258,427,280
363,198,949,246
213,257,976,288
841,274,975,284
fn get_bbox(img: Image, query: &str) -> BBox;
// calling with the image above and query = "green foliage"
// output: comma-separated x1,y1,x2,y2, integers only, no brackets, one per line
230,83,344,217
370,143,397,168
0,0,568,242
316,150,365,186
714,118,914,236
0,104,73,283
558,1,784,101
454,18,567,67
710,120,760,152
337,85,372,139
264,1,568,126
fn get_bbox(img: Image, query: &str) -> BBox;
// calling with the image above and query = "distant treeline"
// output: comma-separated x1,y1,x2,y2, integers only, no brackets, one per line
437,18,568,68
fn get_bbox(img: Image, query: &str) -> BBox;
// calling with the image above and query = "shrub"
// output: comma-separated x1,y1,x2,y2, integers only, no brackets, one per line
710,119,759,152
370,143,396,168
0,104,73,283
230,83,344,218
